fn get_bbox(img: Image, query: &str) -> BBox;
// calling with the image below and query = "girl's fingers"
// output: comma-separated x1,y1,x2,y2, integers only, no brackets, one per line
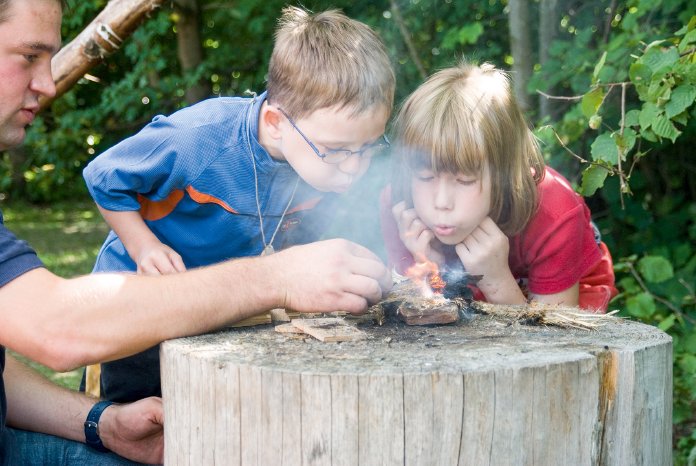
391,201,407,220
416,228,433,250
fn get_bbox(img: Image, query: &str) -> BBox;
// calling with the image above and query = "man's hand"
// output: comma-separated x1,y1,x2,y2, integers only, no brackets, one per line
98,397,164,465
271,238,392,315
392,201,444,266
136,241,187,276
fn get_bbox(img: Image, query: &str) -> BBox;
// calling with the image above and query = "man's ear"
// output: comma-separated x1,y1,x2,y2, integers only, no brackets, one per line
261,104,284,139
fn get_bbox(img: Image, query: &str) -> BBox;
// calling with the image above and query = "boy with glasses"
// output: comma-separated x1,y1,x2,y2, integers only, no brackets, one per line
82,6,395,403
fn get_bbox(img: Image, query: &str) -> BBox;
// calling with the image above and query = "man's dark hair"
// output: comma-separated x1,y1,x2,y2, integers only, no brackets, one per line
0,0,10,23
0,0,67,24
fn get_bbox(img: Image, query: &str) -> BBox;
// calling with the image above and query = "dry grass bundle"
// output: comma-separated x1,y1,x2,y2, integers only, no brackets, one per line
471,301,621,330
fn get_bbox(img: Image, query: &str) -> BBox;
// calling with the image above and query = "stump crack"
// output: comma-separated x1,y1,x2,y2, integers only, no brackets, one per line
596,349,618,465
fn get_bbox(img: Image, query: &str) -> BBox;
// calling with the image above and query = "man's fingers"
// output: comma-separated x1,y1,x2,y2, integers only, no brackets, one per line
347,241,384,262
343,274,384,306
346,248,392,294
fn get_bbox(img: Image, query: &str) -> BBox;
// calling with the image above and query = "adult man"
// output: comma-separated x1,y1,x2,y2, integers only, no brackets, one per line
0,0,391,463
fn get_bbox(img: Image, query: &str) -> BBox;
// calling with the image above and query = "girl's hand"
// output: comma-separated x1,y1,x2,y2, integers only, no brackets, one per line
136,241,187,275
455,217,525,304
454,217,509,276
392,202,444,265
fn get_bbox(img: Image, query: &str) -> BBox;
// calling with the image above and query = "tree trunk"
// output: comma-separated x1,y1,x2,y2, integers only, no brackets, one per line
538,0,560,120
174,0,209,104
507,0,533,113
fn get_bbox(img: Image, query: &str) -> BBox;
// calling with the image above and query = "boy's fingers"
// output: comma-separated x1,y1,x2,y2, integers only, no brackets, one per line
169,253,187,273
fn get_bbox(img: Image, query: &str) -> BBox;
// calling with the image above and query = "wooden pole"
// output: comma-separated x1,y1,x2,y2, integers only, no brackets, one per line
40,0,164,110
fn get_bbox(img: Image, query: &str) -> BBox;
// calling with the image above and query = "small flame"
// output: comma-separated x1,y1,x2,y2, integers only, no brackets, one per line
429,272,446,294
405,256,446,297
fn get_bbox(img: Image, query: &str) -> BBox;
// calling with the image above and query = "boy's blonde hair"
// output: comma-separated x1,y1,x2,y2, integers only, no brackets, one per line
392,62,545,236
267,6,395,119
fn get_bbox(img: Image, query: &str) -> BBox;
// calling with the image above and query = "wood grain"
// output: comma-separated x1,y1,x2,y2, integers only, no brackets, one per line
161,314,672,465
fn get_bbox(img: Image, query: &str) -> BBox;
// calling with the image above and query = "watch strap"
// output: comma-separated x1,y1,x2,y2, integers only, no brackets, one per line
84,400,114,452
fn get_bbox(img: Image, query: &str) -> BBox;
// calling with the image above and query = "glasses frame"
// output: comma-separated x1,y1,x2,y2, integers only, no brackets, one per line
277,108,390,164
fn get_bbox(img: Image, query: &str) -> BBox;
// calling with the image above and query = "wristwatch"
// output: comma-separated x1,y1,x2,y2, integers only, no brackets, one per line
84,400,114,452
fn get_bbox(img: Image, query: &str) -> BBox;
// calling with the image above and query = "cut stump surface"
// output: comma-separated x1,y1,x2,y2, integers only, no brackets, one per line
161,312,671,466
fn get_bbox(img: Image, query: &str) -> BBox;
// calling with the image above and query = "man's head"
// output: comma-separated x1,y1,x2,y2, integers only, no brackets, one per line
0,0,61,151
261,7,395,194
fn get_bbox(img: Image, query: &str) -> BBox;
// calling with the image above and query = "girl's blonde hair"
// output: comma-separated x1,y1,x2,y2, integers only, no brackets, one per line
267,6,395,119
392,62,545,236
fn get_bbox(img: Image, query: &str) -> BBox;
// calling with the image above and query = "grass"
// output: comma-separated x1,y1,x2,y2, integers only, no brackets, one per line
1,198,109,390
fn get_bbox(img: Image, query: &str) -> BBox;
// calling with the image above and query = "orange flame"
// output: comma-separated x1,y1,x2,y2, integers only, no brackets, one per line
429,272,446,294
405,257,446,296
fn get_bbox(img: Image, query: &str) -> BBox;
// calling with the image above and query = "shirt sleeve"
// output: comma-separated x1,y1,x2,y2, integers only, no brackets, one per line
518,190,602,295
82,115,205,212
0,222,44,287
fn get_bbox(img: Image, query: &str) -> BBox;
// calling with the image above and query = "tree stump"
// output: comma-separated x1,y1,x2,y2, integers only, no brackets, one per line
160,314,672,465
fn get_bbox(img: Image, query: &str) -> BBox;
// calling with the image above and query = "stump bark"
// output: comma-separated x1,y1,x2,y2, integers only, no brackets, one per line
161,315,671,465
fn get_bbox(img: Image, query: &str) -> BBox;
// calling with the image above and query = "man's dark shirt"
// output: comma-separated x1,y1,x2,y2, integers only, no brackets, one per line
0,208,44,461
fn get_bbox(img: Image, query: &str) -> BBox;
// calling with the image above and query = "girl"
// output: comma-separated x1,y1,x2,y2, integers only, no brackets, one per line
381,62,617,311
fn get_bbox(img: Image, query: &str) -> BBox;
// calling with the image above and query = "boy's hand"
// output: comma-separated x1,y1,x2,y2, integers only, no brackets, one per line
98,396,164,464
392,201,444,265
271,239,392,315
137,242,187,275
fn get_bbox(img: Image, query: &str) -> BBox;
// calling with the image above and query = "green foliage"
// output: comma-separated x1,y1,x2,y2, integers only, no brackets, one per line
534,1,696,462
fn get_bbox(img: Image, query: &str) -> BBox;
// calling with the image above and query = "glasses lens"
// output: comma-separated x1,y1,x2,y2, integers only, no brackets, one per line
322,150,351,164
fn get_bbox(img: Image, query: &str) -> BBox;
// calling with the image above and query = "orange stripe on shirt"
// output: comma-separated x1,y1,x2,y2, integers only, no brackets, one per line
185,186,239,214
288,197,321,214
138,190,185,221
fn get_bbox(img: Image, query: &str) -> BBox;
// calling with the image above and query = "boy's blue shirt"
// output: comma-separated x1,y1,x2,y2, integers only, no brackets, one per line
84,92,336,273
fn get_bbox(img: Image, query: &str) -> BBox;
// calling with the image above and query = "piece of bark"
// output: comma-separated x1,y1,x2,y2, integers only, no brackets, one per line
230,312,271,327
274,323,305,334
291,318,366,342
397,300,459,325
270,308,291,323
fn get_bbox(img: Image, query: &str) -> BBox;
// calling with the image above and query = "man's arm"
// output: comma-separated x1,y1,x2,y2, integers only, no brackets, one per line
3,355,164,464
0,238,390,371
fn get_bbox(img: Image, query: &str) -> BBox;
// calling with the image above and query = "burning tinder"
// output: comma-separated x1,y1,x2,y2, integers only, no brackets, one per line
405,258,446,298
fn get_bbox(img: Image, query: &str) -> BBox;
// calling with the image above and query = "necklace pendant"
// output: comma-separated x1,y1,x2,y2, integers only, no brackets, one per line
261,244,275,256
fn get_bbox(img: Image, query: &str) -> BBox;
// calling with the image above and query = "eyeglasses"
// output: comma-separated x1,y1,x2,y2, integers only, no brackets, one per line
278,108,390,164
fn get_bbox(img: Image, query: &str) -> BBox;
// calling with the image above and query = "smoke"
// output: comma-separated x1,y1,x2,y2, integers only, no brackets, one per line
321,152,392,261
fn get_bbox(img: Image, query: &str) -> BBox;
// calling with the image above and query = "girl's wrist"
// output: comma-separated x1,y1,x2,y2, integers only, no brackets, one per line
478,270,526,305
